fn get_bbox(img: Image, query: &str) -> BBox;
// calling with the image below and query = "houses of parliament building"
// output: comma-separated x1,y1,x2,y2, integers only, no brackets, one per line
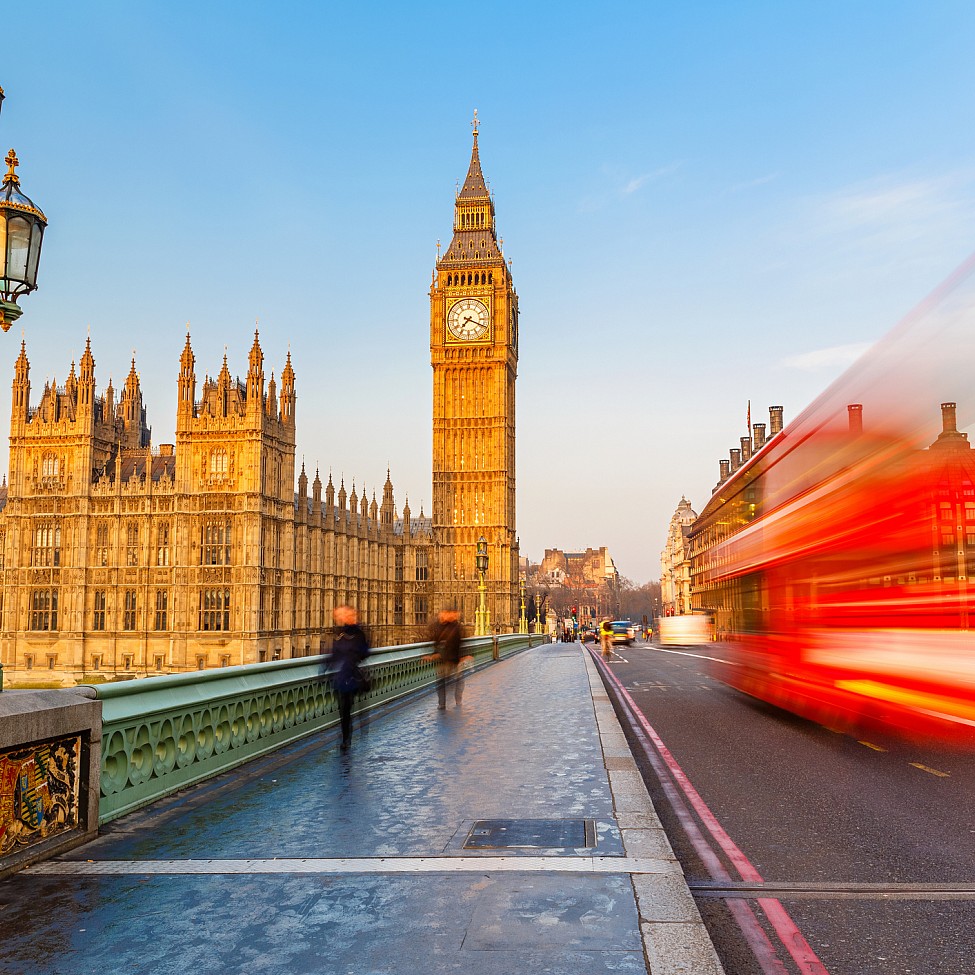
0,120,520,686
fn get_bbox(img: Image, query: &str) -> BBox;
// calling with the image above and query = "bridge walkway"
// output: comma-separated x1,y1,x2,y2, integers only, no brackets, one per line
1,641,723,975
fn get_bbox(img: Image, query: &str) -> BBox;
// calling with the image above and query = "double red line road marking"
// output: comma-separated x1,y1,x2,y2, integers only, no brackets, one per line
591,648,830,975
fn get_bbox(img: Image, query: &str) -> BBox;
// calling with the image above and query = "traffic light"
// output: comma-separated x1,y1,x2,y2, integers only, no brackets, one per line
571,605,578,620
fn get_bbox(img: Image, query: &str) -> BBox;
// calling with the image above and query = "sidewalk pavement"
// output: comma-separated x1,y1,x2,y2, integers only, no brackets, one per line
0,642,724,975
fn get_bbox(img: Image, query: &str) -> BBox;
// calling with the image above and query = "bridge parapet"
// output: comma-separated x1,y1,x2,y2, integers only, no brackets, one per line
87,633,535,825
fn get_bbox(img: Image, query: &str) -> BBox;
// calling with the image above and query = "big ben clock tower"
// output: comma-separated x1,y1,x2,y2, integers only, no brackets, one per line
431,112,519,629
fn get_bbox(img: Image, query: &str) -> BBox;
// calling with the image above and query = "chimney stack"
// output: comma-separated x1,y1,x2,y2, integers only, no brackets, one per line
769,405,784,436
740,436,752,462
752,423,766,451
848,403,863,435
730,448,742,472
942,402,958,433
719,459,730,483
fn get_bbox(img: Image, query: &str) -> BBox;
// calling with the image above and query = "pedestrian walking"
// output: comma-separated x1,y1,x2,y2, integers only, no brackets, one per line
429,609,471,709
328,605,370,751
599,618,614,659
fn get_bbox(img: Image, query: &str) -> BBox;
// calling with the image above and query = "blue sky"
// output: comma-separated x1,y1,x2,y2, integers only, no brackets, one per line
4,2,975,581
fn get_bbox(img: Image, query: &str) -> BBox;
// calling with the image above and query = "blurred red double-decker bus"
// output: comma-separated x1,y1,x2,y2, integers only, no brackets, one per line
693,404,974,744
691,263,975,745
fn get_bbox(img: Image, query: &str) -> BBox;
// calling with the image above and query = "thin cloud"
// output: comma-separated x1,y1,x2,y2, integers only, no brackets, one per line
780,342,872,372
621,162,681,196
731,172,779,192
811,169,975,252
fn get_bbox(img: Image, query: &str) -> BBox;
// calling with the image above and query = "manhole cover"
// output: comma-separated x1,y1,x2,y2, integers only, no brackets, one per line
464,819,597,850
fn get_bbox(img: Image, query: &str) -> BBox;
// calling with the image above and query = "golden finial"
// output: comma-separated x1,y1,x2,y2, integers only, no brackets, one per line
436,238,441,259
471,108,479,137
4,148,19,185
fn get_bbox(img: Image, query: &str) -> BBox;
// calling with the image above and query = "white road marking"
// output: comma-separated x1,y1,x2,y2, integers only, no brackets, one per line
27,856,676,876
651,647,735,664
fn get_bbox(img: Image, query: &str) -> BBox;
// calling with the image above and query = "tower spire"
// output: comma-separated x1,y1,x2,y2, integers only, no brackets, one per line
459,110,489,200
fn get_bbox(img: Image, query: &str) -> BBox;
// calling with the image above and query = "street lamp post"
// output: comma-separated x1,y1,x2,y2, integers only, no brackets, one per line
536,594,546,636
518,577,527,634
0,86,45,693
0,86,47,333
475,536,490,637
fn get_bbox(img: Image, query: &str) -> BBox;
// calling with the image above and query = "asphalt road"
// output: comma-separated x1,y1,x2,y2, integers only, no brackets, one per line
593,637,975,975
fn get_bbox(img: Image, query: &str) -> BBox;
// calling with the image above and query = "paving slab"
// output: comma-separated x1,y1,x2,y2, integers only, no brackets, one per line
0,642,723,975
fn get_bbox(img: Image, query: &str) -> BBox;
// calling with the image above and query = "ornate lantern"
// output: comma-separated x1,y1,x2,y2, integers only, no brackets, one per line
0,147,47,331
475,536,489,575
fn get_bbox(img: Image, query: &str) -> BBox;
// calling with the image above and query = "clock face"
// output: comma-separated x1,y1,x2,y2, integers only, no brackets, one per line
447,298,490,341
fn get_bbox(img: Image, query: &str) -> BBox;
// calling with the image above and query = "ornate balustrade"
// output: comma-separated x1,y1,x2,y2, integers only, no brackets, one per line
88,633,536,824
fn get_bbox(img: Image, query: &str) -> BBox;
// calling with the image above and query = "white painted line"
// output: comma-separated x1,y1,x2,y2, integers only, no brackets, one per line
651,647,735,664
27,856,676,876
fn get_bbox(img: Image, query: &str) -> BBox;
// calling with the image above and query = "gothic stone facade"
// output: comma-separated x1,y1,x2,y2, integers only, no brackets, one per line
0,332,435,686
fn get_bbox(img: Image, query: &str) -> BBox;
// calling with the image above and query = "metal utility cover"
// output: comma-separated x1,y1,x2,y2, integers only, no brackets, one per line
464,819,597,850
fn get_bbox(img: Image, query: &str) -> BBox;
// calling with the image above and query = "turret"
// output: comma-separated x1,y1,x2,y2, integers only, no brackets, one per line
177,331,196,423
280,351,295,427
297,462,308,523
120,355,149,447
246,329,264,417
65,360,77,403
402,497,412,540
380,469,395,532
11,339,30,425
78,337,95,413
312,468,322,520
266,372,277,420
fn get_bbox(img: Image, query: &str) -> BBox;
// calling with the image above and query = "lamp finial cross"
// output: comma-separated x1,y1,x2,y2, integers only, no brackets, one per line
4,148,19,185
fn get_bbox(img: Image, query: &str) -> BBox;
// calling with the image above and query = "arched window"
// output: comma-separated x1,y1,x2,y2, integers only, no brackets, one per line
126,522,139,566
210,448,228,475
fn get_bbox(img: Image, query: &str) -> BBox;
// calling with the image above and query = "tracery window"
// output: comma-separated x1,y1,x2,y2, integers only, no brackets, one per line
31,524,61,567
210,448,229,475
200,589,231,631
123,590,137,631
154,590,168,631
415,548,428,582
30,589,58,630
156,523,170,566
202,519,232,565
96,524,109,566
126,523,139,566
92,591,106,631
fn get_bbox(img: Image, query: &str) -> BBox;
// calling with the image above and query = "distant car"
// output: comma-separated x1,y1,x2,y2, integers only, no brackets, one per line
610,620,634,645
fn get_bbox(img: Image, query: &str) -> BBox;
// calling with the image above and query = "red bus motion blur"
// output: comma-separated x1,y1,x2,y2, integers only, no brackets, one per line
691,402,975,746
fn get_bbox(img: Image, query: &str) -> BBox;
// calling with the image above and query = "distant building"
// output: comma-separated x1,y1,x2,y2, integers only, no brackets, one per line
536,547,618,590
660,497,697,616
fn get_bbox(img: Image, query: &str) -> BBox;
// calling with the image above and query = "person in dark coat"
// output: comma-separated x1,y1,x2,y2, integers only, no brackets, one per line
328,605,370,751
430,609,471,710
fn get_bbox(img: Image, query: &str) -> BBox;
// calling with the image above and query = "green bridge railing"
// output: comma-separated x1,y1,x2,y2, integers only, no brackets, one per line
86,633,539,824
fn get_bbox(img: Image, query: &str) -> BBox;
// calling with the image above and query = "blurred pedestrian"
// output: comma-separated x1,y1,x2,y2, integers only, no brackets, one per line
599,618,614,658
328,605,370,751
430,609,471,710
